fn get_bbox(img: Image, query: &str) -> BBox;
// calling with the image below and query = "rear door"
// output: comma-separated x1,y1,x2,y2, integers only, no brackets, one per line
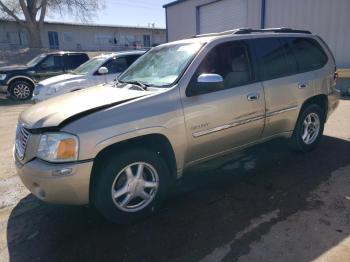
254,36,328,138
181,40,265,164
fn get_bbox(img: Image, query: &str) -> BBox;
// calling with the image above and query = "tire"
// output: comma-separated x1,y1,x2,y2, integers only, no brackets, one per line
290,104,325,152
9,79,34,100
92,148,170,224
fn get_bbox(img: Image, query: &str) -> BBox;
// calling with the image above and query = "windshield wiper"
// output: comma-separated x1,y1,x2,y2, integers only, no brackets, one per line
120,80,149,90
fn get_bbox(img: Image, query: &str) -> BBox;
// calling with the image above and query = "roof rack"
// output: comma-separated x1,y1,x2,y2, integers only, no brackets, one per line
192,28,312,38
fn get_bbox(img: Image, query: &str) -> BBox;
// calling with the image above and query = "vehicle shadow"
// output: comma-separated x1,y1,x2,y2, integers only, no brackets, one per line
0,94,33,106
6,136,350,262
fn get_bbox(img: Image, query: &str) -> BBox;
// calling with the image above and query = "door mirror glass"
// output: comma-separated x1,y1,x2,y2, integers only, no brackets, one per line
194,73,224,94
98,66,108,75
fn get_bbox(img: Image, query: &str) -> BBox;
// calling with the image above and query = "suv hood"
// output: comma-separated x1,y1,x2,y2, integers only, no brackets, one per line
39,73,83,86
0,65,30,72
20,85,151,129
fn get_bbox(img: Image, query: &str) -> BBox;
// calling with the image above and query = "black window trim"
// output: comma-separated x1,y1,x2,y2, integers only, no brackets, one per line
186,39,259,97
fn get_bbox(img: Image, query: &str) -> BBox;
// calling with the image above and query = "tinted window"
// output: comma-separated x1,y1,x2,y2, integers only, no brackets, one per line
196,41,253,89
103,57,128,74
125,55,141,67
65,54,88,69
286,37,328,72
254,38,295,80
40,55,64,70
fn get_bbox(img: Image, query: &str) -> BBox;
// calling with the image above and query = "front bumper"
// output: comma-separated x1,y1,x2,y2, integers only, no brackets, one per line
15,157,93,205
0,84,7,93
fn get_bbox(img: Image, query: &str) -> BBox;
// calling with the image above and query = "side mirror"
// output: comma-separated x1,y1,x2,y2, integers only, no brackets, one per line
40,63,49,69
98,67,108,75
191,73,224,95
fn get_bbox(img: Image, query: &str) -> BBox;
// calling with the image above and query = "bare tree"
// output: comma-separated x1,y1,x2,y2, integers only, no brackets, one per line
0,0,103,48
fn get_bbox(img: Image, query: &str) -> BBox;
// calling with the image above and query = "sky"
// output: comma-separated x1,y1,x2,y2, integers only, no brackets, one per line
47,0,171,28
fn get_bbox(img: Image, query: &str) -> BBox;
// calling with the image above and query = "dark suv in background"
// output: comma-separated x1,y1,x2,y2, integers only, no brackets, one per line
0,52,89,100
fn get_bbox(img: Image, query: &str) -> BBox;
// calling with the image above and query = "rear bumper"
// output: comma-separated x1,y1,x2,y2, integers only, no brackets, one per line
15,156,93,205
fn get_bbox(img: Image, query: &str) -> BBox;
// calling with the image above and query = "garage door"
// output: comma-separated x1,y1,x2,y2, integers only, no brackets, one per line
199,0,248,34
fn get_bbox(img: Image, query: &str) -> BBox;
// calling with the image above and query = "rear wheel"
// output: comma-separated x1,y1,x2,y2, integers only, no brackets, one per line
290,104,325,152
9,79,33,100
92,148,170,224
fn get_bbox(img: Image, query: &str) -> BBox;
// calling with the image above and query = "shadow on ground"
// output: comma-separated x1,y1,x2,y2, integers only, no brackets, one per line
0,94,33,106
6,136,350,262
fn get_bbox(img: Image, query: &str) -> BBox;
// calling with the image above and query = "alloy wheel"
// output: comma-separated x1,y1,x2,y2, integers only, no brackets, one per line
111,162,159,212
13,83,31,99
301,112,320,145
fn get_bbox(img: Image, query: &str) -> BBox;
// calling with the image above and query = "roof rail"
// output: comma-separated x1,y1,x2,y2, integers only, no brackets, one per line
234,28,312,34
192,27,311,38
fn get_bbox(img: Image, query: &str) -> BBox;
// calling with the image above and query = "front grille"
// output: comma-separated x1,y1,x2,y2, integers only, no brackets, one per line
15,123,30,160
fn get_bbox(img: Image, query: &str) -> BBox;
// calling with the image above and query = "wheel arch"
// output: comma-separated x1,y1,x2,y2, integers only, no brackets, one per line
89,133,178,201
7,76,35,88
300,94,328,120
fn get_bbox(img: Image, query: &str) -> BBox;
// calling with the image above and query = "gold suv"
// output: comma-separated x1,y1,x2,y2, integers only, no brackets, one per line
14,28,340,223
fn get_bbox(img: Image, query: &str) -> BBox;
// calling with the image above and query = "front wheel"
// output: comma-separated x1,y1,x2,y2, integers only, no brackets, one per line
9,80,34,100
290,104,325,152
92,148,170,224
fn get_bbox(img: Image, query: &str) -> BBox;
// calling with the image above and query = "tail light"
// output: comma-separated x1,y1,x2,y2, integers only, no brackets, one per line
334,71,339,82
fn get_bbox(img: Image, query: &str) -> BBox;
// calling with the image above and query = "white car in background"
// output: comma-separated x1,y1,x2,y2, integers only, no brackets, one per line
32,50,145,102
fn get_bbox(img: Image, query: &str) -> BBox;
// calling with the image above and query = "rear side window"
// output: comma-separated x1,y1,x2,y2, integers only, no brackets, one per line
286,37,328,72
254,37,297,81
65,54,89,69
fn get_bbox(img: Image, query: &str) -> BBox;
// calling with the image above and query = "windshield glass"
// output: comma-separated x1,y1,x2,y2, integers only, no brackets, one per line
26,54,47,67
73,57,106,75
118,43,203,87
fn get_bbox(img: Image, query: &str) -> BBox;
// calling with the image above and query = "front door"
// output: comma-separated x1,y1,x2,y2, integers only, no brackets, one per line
48,31,59,49
34,54,65,81
181,40,266,164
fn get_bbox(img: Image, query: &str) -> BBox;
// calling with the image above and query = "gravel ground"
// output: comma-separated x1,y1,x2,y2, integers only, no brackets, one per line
0,95,349,262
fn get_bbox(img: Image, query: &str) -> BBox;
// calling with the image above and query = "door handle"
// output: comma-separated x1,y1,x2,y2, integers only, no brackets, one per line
247,93,260,101
298,82,309,89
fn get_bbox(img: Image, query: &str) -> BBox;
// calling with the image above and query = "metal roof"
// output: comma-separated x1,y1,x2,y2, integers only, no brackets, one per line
163,0,189,8
0,19,165,31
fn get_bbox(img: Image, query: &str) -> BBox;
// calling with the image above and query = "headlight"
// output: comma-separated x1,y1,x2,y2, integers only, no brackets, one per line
0,74,6,80
47,86,58,95
37,133,79,162
34,84,44,95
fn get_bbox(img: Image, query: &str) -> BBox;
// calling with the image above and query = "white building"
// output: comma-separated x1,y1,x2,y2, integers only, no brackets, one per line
0,20,166,51
163,0,350,67
163,0,350,93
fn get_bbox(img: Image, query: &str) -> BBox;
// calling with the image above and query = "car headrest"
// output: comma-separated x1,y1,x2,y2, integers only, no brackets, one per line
232,55,248,72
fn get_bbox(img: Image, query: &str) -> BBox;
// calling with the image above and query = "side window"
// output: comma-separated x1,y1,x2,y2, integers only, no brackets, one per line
125,55,141,67
287,37,328,73
254,38,294,80
196,41,253,89
103,57,128,74
39,55,64,70
65,54,88,69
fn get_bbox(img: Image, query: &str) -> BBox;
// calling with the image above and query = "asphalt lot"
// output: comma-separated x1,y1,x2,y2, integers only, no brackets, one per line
0,95,350,262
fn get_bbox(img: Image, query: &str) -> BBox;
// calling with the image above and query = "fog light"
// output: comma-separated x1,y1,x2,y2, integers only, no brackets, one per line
52,168,73,176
